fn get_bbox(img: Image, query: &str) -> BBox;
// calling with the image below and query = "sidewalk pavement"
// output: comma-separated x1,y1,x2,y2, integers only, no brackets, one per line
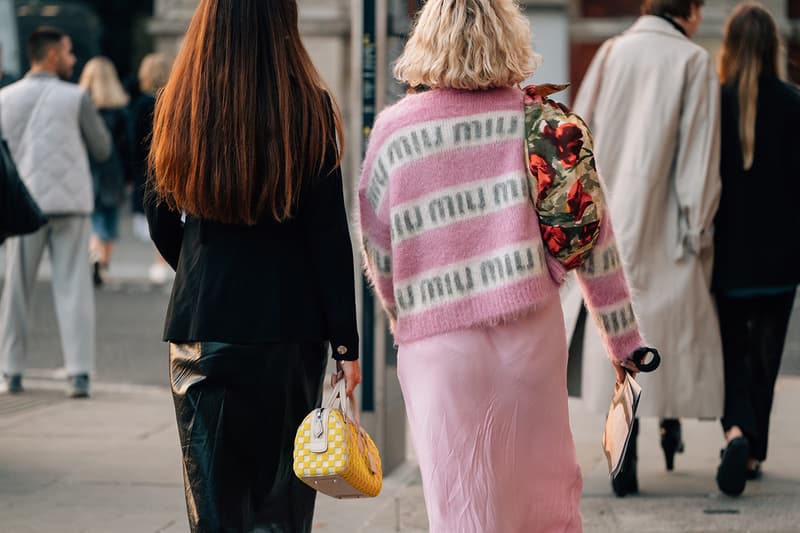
1,376,799,533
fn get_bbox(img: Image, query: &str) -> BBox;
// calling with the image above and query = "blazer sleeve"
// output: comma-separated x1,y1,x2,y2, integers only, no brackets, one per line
301,148,360,361
673,52,722,259
144,184,183,271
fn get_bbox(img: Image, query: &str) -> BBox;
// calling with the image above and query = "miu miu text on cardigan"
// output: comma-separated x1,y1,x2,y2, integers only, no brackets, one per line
358,86,645,361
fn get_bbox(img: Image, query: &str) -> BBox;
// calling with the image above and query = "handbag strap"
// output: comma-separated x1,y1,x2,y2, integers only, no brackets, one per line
324,379,361,426
325,377,379,475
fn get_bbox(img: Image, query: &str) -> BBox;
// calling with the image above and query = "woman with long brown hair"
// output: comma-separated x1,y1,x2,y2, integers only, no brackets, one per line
713,2,800,497
145,1,361,530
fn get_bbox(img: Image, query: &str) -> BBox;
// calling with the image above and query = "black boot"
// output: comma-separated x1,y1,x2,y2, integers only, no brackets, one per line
612,418,639,497
660,418,684,471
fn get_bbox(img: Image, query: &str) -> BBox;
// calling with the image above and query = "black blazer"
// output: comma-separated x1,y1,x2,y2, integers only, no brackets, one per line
145,151,360,361
713,76,800,291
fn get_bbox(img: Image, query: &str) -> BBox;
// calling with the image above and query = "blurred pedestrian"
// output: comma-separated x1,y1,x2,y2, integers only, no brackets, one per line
129,53,168,239
0,27,111,397
129,53,173,284
79,56,130,286
359,1,650,530
145,1,361,531
565,0,724,496
713,2,800,496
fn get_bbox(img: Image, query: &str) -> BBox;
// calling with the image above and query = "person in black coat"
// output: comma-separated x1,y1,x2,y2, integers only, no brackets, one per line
713,3,800,497
128,53,169,242
144,2,361,531
129,53,176,284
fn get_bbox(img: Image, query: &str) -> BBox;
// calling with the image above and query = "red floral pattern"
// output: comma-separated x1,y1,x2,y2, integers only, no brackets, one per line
541,225,568,256
567,180,594,221
529,154,556,200
542,123,584,169
523,84,604,271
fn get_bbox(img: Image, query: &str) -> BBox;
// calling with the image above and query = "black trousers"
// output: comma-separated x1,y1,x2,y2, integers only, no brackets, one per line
169,341,328,533
715,291,795,461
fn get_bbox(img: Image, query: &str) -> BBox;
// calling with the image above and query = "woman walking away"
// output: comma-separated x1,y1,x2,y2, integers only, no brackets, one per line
145,1,361,531
713,2,800,497
565,0,724,496
79,57,130,286
359,1,651,531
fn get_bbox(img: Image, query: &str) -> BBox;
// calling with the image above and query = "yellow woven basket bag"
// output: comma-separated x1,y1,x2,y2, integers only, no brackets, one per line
293,378,382,499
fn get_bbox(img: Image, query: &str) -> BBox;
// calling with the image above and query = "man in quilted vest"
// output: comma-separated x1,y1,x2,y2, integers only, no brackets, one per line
0,27,111,398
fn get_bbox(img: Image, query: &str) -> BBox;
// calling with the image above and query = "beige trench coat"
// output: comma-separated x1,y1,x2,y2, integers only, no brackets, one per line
563,16,724,418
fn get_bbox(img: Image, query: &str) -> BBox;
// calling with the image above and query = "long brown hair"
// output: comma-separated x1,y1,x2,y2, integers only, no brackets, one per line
719,2,782,170
149,0,343,224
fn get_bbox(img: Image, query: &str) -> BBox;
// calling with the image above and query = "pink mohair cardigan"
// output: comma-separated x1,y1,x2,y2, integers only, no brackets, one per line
358,86,645,361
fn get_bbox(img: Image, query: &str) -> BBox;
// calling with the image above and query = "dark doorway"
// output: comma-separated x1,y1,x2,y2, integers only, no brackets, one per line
14,0,154,82
79,0,155,82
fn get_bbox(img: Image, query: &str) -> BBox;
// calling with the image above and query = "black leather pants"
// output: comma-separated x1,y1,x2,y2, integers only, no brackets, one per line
169,341,328,533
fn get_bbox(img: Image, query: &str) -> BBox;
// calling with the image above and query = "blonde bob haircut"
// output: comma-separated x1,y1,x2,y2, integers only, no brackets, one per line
394,0,540,90
138,53,171,95
79,57,129,109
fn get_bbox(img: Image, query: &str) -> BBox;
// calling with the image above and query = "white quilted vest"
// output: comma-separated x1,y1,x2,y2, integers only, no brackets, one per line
0,75,93,214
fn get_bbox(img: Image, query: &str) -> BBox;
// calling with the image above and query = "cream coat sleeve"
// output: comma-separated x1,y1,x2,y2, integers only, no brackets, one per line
672,52,722,259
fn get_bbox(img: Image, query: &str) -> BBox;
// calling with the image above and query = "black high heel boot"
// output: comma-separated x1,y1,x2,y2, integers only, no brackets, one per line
660,418,684,471
612,418,639,497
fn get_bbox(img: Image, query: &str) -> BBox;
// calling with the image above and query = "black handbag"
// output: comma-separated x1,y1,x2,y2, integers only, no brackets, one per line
0,137,48,244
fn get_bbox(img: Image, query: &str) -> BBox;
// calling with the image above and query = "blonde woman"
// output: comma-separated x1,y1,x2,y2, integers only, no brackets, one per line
713,2,800,497
79,57,129,285
359,1,649,530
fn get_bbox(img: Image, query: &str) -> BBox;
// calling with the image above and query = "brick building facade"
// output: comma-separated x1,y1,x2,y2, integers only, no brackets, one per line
148,1,799,109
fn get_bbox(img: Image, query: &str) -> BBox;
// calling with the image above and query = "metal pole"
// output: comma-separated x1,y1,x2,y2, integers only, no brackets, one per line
373,0,389,457
359,0,377,412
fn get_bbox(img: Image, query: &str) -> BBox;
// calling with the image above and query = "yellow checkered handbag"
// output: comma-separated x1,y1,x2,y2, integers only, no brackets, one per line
293,378,382,498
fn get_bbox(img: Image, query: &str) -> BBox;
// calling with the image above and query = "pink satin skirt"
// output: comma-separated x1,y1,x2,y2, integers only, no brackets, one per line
398,294,583,533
